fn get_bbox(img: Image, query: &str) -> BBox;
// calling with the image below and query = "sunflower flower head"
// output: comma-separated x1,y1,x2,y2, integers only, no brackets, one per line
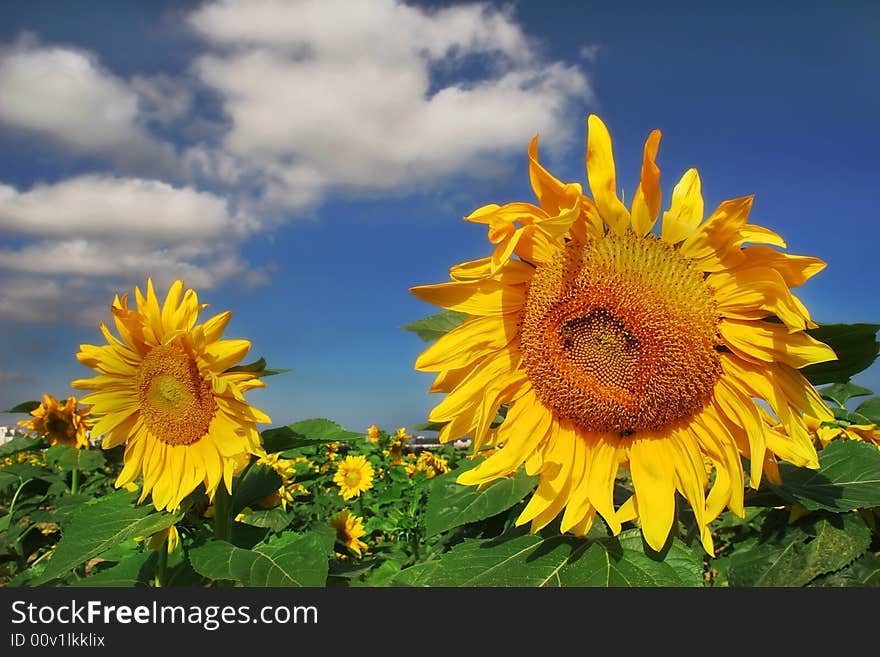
18,393,93,449
329,508,369,558
333,454,374,500
367,424,381,443
71,278,271,512
410,115,836,555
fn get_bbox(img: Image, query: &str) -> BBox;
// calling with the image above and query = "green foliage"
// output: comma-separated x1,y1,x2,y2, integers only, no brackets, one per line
189,533,329,586
225,356,292,378
394,528,704,587
725,510,871,587
801,323,880,385
424,459,538,537
3,401,40,414
767,440,880,512
401,310,469,342
44,445,106,472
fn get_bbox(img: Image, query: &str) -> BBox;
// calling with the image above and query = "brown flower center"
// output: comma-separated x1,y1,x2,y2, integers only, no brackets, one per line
519,231,721,435
136,341,216,446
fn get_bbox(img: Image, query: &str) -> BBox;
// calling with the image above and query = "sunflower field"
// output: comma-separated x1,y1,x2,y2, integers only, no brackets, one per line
2,116,880,588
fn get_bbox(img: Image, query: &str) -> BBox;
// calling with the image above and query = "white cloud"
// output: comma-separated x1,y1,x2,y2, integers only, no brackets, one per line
0,176,267,325
0,36,177,173
188,0,592,208
0,175,249,241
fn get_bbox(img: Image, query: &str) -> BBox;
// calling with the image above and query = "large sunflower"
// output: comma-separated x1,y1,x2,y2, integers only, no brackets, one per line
18,393,93,449
71,278,270,512
410,115,836,555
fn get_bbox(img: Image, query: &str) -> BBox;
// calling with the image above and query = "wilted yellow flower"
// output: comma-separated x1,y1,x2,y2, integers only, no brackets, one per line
411,115,835,555
18,394,93,449
333,454,374,500
71,278,271,512
329,508,368,557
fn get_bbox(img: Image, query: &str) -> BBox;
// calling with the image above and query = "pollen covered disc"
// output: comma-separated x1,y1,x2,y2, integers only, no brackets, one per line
519,232,721,434
136,341,216,446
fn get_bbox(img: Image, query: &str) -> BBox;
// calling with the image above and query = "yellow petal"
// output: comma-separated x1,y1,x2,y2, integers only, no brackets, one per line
661,168,703,244
629,437,677,552
734,246,826,288
630,129,662,237
410,279,525,316
719,318,837,369
585,114,631,234
679,196,754,270
709,267,811,331
585,436,622,535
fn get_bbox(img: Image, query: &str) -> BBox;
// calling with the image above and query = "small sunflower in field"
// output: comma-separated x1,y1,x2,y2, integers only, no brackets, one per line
329,508,369,557
18,394,93,449
71,278,271,512
333,454,374,500
367,424,381,443
806,415,880,450
411,115,835,554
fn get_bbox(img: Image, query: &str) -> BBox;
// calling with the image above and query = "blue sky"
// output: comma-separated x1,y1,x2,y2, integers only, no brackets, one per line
0,0,878,436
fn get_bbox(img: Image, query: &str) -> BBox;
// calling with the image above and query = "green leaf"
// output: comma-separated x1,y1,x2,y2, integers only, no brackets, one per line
801,323,880,385
3,400,40,413
236,507,291,533
231,464,282,517
287,418,364,443
401,310,469,343
29,490,182,585
225,355,292,378
188,532,329,586
854,397,880,424
44,445,106,472
819,382,874,408
260,426,313,453
810,552,880,587
69,552,157,587
0,435,45,458
727,511,871,587
768,440,880,512
394,528,703,587
424,460,538,537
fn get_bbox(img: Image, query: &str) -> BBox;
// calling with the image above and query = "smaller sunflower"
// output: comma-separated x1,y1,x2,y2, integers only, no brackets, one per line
367,424,380,443
18,394,93,449
333,454,374,500
329,508,369,557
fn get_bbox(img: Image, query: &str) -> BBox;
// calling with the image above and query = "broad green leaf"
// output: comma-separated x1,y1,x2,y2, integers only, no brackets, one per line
0,435,45,458
29,490,182,585
260,425,314,453
236,507,291,533
424,460,538,537
810,552,880,587
225,356,291,378
401,310,469,342
44,445,106,472
801,323,880,385
70,552,156,587
3,401,40,413
727,511,871,587
854,397,880,424
287,418,364,443
819,382,874,408
394,528,703,587
231,464,282,517
188,532,328,586
769,440,880,512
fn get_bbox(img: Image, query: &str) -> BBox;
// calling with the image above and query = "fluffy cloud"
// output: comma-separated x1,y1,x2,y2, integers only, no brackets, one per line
0,0,593,325
0,175,250,241
0,176,265,325
188,0,591,208
0,36,177,173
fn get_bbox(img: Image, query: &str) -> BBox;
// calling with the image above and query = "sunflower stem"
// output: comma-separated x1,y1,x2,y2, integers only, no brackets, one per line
213,482,232,542
155,540,168,587
70,467,79,495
